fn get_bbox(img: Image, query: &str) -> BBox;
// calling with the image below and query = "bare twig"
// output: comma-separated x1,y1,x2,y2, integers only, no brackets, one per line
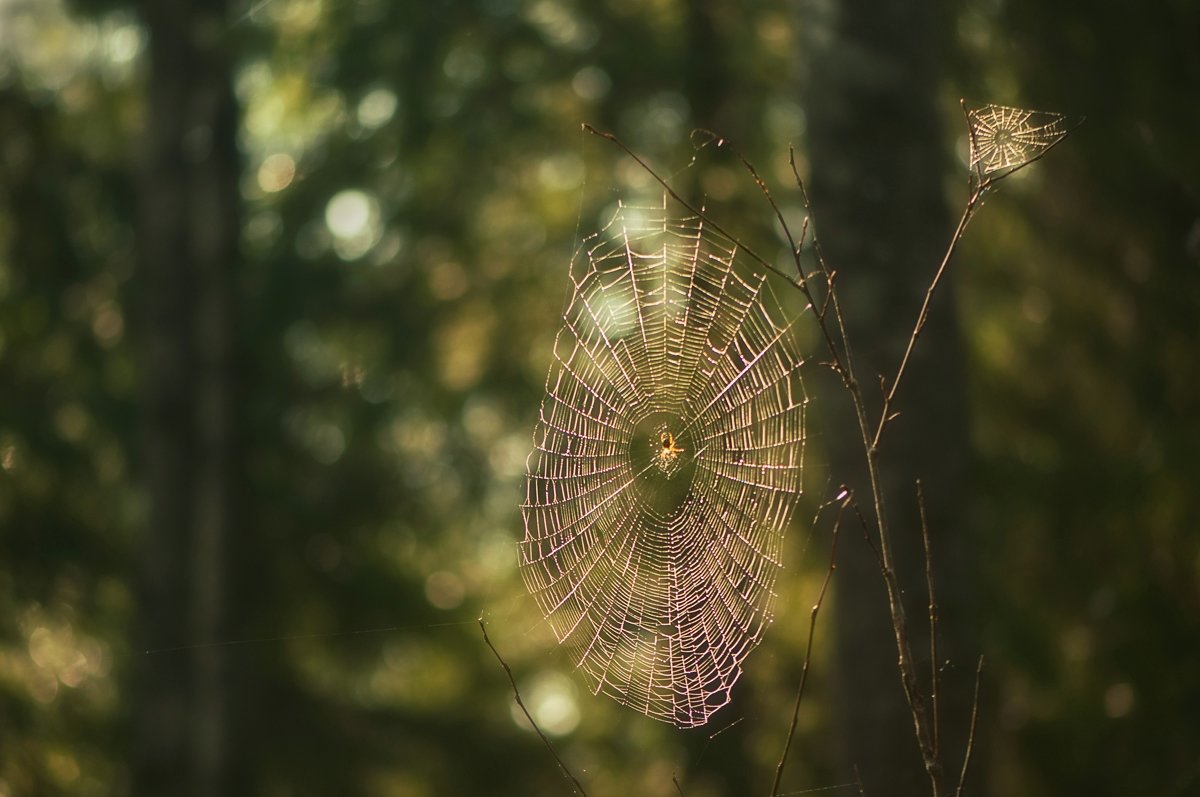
955,656,985,797
917,480,940,760
584,133,934,779
871,199,975,452
797,100,1077,793
778,161,927,752
875,100,1085,449
581,124,807,295
963,98,1086,190
852,106,1074,793
772,492,849,796
848,498,885,576
479,618,589,797
784,148,943,791
673,773,687,797
582,116,1071,797
788,148,855,365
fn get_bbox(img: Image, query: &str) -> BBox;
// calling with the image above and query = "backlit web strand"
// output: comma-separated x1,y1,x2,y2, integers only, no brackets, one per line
967,103,1069,174
521,198,808,728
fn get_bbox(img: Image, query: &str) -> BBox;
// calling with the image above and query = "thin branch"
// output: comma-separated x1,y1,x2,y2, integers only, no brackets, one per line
581,124,807,294
711,131,806,288
779,165,932,754
873,102,1084,452
862,105,1074,790
849,498,885,574
582,118,1071,797
917,480,940,761
844,100,1077,793
479,618,589,797
966,99,1086,190
780,156,936,774
673,774,687,797
772,493,848,796
871,199,975,451
787,148,855,378
581,133,915,760
796,215,810,258
955,656,985,797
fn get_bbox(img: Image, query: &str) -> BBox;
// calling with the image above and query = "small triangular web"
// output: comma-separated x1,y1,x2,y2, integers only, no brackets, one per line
966,104,1077,175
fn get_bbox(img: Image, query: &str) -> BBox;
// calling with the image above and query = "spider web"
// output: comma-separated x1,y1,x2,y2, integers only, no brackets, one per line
967,104,1070,175
520,198,808,728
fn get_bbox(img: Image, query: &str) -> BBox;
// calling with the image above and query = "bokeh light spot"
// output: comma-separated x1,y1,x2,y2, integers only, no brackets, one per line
54,404,89,443
326,190,371,238
356,87,398,129
91,300,124,346
443,46,486,86
1,443,18,471
537,152,584,192
257,153,296,193
571,65,610,100
510,671,580,736
309,423,345,464
324,189,383,260
1104,682,1136,718
424,571,466,610
45,750,80,786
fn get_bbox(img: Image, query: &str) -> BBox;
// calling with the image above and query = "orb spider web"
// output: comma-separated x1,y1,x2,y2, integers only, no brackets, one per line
966,103,1070,176
520,197,808,728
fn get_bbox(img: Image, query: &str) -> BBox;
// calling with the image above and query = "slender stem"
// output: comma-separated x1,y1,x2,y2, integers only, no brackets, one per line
789,149,859,380
582,125,807,294
772,497,846,796
872,196,978,451
479,619,589,797
786,143,944,795
917,480,941,760
857,390,941,794
955,657,985,797
582,119,1072,797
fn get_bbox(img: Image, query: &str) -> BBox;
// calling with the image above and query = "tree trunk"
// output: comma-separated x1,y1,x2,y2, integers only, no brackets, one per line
133,1,239,795
801,0,978,792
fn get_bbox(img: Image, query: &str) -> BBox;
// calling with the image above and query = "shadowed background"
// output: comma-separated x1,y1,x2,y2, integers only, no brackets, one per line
0,0,1197,795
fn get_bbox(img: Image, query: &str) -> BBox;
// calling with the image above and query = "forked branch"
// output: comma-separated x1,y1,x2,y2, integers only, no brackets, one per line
579,102,1076,796
777,101,1075,796
479,618,590,797
772,490,849,796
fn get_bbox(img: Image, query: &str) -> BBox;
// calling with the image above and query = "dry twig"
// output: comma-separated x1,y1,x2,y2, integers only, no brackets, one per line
479,618,589,797
772,491,849,796
576,104,1077,795
917,480,941,761
955,657,985,797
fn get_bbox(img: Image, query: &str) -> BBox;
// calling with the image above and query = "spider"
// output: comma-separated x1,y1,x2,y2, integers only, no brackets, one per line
657,429,684,471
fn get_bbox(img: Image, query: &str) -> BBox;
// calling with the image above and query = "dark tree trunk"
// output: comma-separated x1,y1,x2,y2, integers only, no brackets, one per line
801,0,979,793
676,7,761,794
133,1,240,795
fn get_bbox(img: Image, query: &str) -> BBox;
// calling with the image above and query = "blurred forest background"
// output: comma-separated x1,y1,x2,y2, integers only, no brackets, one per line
0,0,1197,795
